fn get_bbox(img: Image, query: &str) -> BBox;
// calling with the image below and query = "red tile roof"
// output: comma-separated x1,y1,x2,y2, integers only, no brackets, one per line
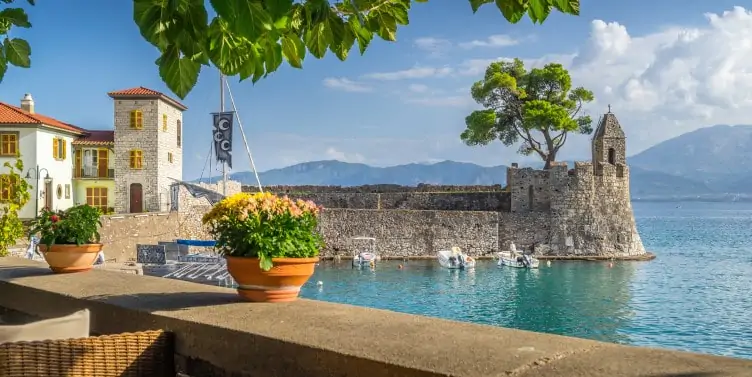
107,86,188,111
72,130,114,146
0,102,86,134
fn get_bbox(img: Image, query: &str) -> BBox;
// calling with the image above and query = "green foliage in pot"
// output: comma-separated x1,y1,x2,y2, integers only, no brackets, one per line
29,204,103,247
202,192,324,271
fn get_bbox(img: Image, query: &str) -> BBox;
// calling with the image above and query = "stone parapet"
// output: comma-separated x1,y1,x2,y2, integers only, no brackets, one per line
0,257,748,377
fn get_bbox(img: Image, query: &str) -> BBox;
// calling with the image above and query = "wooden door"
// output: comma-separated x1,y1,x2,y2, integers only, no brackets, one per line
97,149,108,178
129,183,143,213
44,180,53,210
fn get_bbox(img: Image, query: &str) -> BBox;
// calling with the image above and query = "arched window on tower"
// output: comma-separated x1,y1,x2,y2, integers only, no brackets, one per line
608,148,616,165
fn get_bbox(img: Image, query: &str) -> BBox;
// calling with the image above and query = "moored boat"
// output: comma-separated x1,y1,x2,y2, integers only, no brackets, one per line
437,247,476,269
497,243,539,269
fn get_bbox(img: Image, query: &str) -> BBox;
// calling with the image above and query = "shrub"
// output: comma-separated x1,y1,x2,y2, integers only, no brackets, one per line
29,204,102,247
202,192,324,271
0,158,31,256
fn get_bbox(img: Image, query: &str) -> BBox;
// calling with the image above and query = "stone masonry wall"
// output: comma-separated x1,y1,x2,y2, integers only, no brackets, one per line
99,212,180,262
155,100,185,212
113,98,160,213
243,184,504,193
279,192,511,211
316,209,500,257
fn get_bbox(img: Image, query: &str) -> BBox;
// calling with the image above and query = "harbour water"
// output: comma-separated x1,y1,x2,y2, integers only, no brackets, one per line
299,201,752,359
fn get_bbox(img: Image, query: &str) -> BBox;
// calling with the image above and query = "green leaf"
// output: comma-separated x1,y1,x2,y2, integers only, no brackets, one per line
281,33,305,68
469,0,494,12
386,2,409,25
304,22,331,59
368,10,397,42
553,0,579,15
235,0,273,41
527,0,550,23
349,17,372,55
206,17,247,75
0,50,7,84
259,255,273,271
495,0,527,24
180,0,209,40
239,45,260,81
264,0,294,20
3,38,30,68
209,0,237,21
264,39,283,74
0,8,31,28
133,0,169,48
332,20,355,61
158,46,201,99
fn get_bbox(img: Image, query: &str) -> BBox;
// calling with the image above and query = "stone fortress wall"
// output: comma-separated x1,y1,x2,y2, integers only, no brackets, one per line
232,111,646,259
161,111,646,259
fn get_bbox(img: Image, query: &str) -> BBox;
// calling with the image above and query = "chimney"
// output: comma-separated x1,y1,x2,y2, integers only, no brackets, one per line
20,93,34,114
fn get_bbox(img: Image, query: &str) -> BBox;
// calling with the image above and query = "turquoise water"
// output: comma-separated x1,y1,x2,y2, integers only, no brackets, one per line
299,201,752,359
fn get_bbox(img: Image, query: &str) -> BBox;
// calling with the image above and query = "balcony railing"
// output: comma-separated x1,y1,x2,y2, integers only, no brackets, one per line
74,166,114,179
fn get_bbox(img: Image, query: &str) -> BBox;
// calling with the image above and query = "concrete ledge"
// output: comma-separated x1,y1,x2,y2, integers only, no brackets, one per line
0,257,748,377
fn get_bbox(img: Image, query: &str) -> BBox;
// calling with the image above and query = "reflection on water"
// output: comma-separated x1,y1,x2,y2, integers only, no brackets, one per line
300,202,752,359
302,260,635,345
148,201,752,359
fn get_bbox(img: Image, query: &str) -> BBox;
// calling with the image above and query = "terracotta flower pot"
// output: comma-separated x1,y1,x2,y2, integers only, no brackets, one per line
225,256,318,303
39,244,103,274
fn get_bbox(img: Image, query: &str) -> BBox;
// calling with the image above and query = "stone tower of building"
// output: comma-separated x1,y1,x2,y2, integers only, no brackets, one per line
109,87,186,213
592,108,627,168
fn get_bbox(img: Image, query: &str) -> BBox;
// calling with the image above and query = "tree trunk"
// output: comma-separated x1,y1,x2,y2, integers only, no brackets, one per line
543,151,557,169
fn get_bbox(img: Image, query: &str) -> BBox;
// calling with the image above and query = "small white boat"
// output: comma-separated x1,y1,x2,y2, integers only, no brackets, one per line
497,243,539,269
437,247,476,270
351,236,379,268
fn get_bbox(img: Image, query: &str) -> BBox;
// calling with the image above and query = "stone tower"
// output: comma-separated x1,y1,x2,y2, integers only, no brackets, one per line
108,87,186,213
591,108,627,169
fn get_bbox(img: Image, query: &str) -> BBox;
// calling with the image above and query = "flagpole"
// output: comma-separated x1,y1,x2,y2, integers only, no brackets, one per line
220,72,227,196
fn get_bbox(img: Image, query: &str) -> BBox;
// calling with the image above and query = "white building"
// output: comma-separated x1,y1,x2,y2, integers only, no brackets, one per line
0,88,187,219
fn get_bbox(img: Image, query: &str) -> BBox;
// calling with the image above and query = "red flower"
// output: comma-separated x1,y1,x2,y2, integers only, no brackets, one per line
50,215,59,223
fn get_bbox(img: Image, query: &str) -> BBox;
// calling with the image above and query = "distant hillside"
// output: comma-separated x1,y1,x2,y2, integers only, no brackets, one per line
193,125,752,199
629,124,752,192
228,160,508,186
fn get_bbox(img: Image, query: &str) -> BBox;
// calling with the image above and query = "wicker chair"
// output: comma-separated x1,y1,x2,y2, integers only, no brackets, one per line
0,330,175,377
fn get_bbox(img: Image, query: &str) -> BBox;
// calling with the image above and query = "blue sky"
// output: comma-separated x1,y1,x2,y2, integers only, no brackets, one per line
2,0,750,179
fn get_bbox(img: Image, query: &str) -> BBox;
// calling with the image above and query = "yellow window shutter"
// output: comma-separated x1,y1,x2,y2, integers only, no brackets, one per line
62,140,67,159
52,138,58,159
130,111,135,128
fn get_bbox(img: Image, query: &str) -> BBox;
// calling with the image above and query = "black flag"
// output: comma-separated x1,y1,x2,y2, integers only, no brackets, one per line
212,112,234,169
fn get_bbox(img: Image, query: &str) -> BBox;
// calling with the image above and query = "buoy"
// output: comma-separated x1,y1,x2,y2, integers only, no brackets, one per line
608,262,613,268
317,281,323,286
398,264,403,269
546,260,551,267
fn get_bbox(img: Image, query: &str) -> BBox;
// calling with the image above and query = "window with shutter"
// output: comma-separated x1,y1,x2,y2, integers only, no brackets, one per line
130,110,143,129
176,120,182,147
129,150,143,169
0,133,17,156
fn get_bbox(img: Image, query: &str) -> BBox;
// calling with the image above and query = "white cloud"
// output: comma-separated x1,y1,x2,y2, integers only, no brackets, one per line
459,34,519,49
238,6,752,173
322,77,373,92
325,147,365,163
414,37,452,57
362,66,453,80
404,96,472,107
408,84,429,93
362,6,752,154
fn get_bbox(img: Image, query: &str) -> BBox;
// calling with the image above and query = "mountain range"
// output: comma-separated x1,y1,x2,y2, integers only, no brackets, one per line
199,125,752,200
